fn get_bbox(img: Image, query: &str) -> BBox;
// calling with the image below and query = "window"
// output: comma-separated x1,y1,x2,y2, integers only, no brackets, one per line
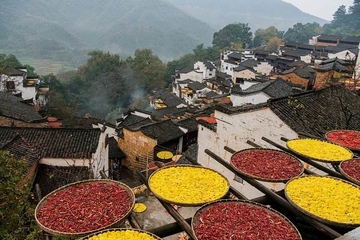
6,81,15,91
236,78,244,84
234,175,243,184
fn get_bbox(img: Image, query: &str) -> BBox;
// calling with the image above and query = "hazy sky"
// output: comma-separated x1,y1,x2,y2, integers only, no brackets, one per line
282,0,354,21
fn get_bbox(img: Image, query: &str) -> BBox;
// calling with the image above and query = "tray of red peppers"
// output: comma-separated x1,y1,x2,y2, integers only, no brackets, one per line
192,199,302,240
230,148,304,182
35,179,135,237
339,159,360,186
325,129,360,151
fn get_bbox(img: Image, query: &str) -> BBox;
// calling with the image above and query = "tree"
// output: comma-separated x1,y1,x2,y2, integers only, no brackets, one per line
322,1,360,35
253,26,283,47
332,5,347,23
212,23,252,49
0,151,41,239
265,37,283,52
126,49,167,92
283,22,322,43
0,54,22,68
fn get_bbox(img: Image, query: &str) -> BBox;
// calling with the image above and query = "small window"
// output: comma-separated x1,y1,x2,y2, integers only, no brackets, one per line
6,81,15,90
226,66,228,70
234,175,243,184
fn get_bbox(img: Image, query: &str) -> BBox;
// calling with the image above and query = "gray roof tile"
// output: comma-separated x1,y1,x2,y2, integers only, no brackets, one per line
0,127,101,158
0,92,45,122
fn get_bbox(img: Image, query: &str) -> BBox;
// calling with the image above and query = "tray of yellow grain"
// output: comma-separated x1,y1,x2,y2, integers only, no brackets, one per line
286,138,353,163
148,165,230,206
285,175,360,228
80,228,162,240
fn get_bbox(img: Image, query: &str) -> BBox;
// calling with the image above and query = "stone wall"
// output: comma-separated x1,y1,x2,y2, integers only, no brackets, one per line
118,128,157,173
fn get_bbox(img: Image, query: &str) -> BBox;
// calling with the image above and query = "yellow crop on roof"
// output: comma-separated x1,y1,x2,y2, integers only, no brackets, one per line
148,166,229,205
287,139,353,161
87,229,159,240
286,176,360,224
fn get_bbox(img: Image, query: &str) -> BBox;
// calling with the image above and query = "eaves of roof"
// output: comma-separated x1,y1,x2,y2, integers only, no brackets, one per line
0,127,101,159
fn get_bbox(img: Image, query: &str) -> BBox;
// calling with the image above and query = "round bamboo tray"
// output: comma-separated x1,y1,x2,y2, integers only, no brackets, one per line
285,175,360,228
79,228,162,240
339,158,360,186
325,129,360,151
286,138,353,163
230,148,304,182
35,179,135,238
148,165,229,206
192,199,302,240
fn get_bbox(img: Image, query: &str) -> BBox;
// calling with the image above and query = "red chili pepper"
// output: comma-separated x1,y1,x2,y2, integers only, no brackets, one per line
341,159,360,182
231,149,303,181
36,181,133,234
326,130,360,150
193,201,300,240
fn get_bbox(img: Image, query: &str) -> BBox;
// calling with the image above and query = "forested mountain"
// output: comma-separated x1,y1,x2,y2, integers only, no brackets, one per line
165,0,327,31
0,0,214,73
0,0,329,75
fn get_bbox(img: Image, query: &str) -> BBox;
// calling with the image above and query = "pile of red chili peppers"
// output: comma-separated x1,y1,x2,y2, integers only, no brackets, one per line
340,159,360,182
36,181,133,234
193,201,301,240
231,149,303,181
326,130,360,150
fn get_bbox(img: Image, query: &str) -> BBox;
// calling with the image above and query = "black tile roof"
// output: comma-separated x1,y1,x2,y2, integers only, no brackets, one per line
232,79,293,98
224,59,238,65
153,89,186,108
268,86,360,138
107,137,125,159
205,61,216,70
281,49,311,58
262,79,294,98
325,45,353,53
215,103,268,115
140,119,184,144
118,113,151,129
175,117,198,132
205,91,219,98
178,78,194,84
163,95,186,108
2,66,26,76
341,36,360,42
316,58,352,73
240,59,258,68
176,143,198,165
228,52,242,60
188,82,207,91
1,135,40,167
0,127,101,158
150,107,187,121
318,34,341,42
212,60,221,67
177,68,193,74
216,72,231,79
282,65,316,79
0,92,45,123
233,65,256,73
265,55,278,61
254,49,272,55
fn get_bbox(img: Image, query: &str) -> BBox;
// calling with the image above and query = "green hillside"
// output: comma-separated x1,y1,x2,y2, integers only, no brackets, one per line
0,0,215,74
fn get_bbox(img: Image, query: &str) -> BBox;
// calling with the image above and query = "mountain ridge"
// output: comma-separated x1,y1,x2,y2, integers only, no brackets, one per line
0,0,328,75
